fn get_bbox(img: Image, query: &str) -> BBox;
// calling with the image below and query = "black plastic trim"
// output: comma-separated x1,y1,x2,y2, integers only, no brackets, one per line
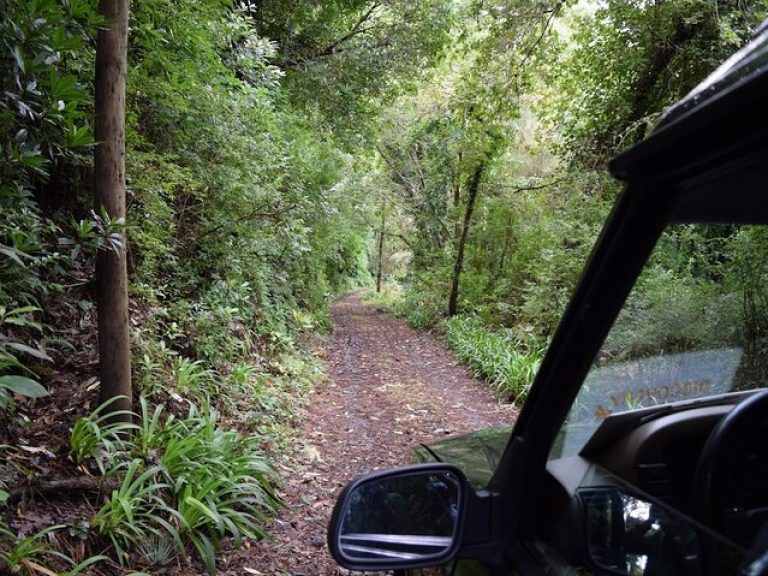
327,463,470,572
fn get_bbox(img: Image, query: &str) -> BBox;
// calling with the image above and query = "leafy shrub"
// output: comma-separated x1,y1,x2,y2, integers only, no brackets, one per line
396,285,446,329
444,316,544,402
171,357,217,399
186,280,256,366
134,338,174,398
363,284,404,312
227,361,256,389
73,398,278,574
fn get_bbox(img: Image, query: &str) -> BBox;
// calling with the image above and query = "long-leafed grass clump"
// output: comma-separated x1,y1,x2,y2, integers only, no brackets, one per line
72,397,279,574
444,316,544,403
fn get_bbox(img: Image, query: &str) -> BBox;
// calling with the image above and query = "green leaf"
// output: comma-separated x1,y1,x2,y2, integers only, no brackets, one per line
5,306,41,316
62,555,110,576
0,246,26,266
51,75,84,102
0,376,49,398
7,343,52,362
12,46,25,73
2,317,43,331
65,124,96,148
183,496,220,524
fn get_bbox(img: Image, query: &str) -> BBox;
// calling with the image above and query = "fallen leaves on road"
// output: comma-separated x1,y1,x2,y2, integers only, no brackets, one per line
217,292,516,575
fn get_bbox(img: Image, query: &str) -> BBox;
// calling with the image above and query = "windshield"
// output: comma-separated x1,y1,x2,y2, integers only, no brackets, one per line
552,223,768,458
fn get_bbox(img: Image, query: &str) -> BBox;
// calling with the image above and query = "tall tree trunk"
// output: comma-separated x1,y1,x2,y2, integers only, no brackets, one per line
448,162,484,317
376,209,385,293
486,226,512,293
94,0,131,415
452,153,462,240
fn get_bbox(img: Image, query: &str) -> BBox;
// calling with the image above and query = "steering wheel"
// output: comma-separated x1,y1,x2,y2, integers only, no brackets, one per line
695,390,768,544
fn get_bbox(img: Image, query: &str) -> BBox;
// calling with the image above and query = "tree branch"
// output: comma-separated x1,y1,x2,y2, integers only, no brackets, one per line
376,144,419,201
276,2,382,69
383,230,412,248
408,146,427,192
498,179,562,194
517,7,560,77
195,203,299,242
372,228,413,248
8,477,119,504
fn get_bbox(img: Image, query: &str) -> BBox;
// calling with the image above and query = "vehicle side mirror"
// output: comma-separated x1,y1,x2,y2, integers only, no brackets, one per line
579,487,702,576
327,464,468,571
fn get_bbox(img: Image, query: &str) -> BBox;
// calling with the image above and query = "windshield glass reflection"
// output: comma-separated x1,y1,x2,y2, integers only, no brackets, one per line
553,224,768,458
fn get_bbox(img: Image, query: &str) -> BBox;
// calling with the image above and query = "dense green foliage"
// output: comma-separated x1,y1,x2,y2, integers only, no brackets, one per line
249,0,453,137
2,0,768,572
444,316,543,402
606,225,768,364
544,0,765,167
0,0,100,401
565,223,768,424
373,0,767,399
125,0,369,364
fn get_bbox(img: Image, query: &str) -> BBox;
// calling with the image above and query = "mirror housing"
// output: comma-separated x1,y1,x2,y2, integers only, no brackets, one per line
327,464,472,571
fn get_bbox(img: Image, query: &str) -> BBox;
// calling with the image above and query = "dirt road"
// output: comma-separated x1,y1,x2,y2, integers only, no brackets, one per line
224,292,515,575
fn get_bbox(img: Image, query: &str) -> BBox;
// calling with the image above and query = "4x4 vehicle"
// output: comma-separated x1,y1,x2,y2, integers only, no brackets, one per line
327,21,768,576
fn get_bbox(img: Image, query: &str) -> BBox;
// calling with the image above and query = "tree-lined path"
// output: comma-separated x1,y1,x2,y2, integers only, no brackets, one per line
3,2,764,572
222,293,515,575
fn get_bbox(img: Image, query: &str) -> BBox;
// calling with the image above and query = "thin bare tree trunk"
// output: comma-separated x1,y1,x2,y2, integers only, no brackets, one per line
448,162,484,317
376,209,385,293
94,0,131,415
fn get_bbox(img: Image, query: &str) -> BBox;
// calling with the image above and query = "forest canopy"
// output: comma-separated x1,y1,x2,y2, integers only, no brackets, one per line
1,0,766,573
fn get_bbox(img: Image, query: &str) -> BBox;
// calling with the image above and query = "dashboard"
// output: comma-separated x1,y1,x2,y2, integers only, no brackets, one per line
538,392,768,574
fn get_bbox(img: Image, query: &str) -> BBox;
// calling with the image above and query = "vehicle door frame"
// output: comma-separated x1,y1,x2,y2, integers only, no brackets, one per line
485,44,768,573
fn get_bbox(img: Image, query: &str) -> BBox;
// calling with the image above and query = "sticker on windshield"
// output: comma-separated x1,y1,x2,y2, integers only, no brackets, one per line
582,347,743,421
552,348,745,459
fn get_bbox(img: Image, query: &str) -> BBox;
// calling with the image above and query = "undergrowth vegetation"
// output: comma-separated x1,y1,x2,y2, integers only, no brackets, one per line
444,317,544,403
0,521,107,576
2,0,767,572
71,398,278,574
